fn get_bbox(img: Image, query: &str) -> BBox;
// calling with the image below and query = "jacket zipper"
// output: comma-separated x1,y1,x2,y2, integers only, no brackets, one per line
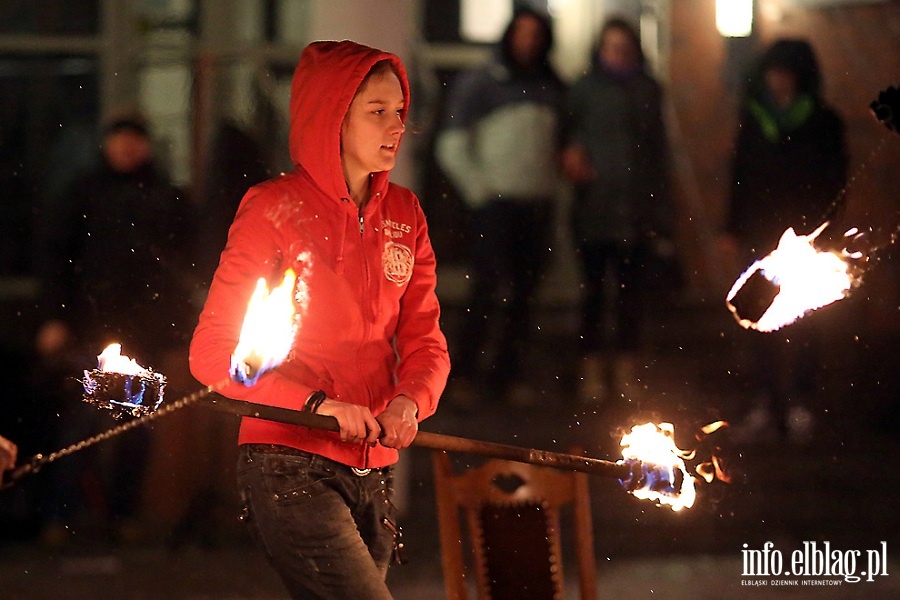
358,209,371,295
359,207,373,468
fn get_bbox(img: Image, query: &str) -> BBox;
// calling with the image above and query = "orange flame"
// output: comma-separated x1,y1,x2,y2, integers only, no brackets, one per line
618,422,696,511
618,421,732,510
696,420,732,484
727,224,862,332
231,269,298,385
97,343,150,376
700,420,728,436
84,344,165,416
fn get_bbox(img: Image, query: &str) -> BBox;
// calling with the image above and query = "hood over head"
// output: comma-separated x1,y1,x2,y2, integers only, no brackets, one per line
289,40,410,200
747,38,823,101
591,16,646,79
498,7,557,78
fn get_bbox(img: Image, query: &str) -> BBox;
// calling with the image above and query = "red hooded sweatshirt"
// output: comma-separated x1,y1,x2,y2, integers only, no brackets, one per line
189,41,450,469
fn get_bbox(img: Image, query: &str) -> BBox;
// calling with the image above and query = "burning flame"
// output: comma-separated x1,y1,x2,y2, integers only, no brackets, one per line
84,343,165,416
231,269,298,385
97,343,151,376
618,422,696,511
727,224,862,332
694,421,731,484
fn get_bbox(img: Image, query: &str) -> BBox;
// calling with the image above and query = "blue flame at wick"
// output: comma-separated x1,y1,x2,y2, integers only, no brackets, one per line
618,459,679,497
230,354,264,387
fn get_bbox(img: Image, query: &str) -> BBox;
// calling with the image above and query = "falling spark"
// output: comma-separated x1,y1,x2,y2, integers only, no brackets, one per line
231,269,298,385
726,224,864,332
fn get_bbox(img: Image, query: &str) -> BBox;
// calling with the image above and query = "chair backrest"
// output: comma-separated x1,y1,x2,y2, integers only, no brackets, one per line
432,450,597,600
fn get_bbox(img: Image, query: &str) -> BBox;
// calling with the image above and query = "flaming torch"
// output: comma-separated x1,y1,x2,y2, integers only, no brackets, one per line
193,277,721,509
726,223,865,332
230,269,298,385
6,268,729,511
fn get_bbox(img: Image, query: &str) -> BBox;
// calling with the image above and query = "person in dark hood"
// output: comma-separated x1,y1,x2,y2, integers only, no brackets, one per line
561,17,674,404
725,38,847,256
37,114,196,361
723,39,847,443
435,7,566,407
191,41,449,599
34,112,196,542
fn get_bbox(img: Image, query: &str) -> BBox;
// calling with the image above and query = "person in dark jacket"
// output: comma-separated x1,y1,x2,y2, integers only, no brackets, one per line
725,39,847,257
723,39,847,443
561,17,674,404
436,7,566,406
37,115,196,359
35,113,196,540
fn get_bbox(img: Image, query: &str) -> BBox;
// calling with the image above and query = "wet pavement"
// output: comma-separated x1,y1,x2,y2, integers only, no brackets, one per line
3,543,899,599
2,287,899,598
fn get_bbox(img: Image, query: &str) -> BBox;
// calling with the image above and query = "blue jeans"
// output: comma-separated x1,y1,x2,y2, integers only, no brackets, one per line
236,445,397,600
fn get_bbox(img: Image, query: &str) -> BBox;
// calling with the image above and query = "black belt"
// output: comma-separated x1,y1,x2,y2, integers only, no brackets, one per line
244,444,379,477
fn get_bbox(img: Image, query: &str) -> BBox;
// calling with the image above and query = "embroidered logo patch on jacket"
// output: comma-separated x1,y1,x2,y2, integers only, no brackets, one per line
383,241,413,285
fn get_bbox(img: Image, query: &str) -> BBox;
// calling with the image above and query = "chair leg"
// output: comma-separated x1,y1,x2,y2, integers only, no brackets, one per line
432,451,469,600
574,472,597,599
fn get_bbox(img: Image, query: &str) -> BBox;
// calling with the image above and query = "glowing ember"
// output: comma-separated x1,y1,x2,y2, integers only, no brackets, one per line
726,224,862,332
618,422,696,511
231,269,298,385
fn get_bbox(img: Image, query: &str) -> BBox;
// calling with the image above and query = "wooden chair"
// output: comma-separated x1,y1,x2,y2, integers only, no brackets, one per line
432,450,597,600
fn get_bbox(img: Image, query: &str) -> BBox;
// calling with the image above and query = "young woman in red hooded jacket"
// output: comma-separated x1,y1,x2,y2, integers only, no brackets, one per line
190,41,450,599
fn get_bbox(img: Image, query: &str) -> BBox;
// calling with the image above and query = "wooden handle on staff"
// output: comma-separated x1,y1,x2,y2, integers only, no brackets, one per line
197,395,631,479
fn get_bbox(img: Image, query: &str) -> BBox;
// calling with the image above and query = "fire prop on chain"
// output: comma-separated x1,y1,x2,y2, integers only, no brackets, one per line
80,353,715,508
726,223,866,332
5,269,730,510
1,271,301,489
82,343,166,417
82,269,301,415
727,86,900,332
870,85,899,134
